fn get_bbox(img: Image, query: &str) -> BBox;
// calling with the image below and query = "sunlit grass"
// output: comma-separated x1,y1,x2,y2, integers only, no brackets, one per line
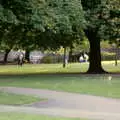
0,61,119,75
0,63,87,74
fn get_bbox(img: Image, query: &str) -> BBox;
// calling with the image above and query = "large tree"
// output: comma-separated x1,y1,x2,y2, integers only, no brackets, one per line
81,0,120,73
108,0,120,44
46,0,85,67
27,0,85,67
0,25,23,63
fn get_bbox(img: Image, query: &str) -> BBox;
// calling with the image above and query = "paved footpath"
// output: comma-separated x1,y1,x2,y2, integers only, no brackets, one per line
0,87,120,120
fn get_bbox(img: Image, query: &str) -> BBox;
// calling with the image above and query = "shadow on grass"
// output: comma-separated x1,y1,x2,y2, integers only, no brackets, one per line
0,72,120,81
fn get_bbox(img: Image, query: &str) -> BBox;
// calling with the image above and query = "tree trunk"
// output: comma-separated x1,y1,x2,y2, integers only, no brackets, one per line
25,49,30,63
69,45,73,63
115,54,118,66
3,49,11,64
63,47,67,68
115,47,118,66
87,37,106,74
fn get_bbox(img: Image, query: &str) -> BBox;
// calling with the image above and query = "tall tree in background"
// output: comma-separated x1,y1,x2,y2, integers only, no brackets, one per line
0,0,32,63
47,0,85,67
0,0,45,63
30,0,85,67
107,0,120,66
0,25,22,63
108,0,120,44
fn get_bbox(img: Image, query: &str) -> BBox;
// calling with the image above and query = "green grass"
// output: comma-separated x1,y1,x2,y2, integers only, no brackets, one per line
0,61,120,75
0,62,120,99
0,75,120,99
0,113,87,120
0,63,88,74
102,61,120,72
0,92,44,105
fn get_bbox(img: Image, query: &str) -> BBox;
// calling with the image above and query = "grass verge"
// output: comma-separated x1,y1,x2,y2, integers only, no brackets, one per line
0,113,87,120
0,92,44,105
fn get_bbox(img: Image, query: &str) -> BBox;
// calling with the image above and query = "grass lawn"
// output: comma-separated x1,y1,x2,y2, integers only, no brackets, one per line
0,62,120,98
0,113,87,120
0,63,88,74
0,61,119,75
0,92,44,105
0,74,120,99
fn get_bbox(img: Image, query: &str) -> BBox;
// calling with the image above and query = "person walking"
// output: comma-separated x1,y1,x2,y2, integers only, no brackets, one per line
79,55,84,63
18,52,24,66
84,53,89,62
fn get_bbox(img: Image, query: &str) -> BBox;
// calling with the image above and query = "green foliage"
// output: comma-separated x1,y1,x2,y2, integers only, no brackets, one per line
0,25,22,50
81,0,120,73
41,54,63,63
72,39,90,54
0,0,85,51
107,0,120,44
27,0,85,50
0,0,119,72
0,5,17,24
41,56,53,63
1,0,33,23
101,52,115,61
81,0,119,42
81,0,101,10
82,0,111,40
0,0,33,52
101,41,111,48
50,0,85,47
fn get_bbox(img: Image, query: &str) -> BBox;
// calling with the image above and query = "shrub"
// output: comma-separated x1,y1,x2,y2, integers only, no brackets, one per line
101,52,116,61
41,56,53,63
41,55,64,64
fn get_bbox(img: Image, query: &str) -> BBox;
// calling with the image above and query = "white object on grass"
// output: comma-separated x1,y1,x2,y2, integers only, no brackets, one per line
108,76,112,81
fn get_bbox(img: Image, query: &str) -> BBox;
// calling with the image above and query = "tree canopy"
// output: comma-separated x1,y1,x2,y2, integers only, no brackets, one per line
81,0,120,73
0,0,120,73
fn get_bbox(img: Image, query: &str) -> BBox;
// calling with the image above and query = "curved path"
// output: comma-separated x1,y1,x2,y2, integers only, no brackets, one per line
0,87,120,120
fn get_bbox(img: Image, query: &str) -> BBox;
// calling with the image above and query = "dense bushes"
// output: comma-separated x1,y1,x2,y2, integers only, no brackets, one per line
41,55,63,64
101,52,116,61
41,56,53,63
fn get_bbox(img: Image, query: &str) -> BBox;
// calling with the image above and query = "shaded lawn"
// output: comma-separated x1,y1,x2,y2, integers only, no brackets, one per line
0,74,120,99
0,113,87,120
0,92,44,105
